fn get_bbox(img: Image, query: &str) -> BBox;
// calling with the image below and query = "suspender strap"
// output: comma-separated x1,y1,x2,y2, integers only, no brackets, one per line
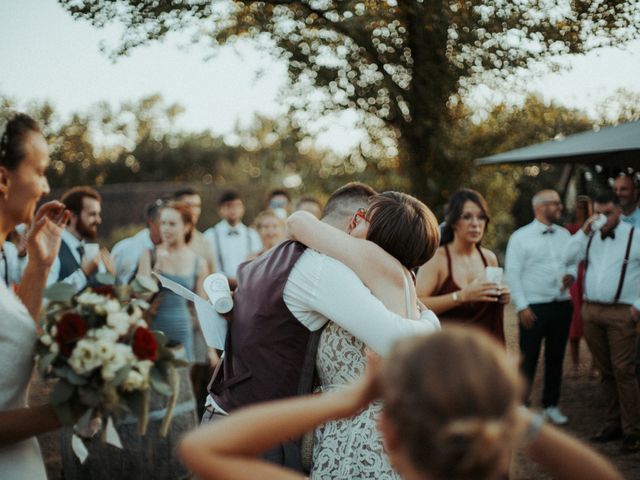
614,227,635,303
297,325,326,395
583,233,595,282
213,228,225,274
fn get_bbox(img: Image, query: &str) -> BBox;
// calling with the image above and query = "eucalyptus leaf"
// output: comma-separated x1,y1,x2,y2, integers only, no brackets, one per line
95,272,116,285
50,380,75,405
75,407,94,432
134,275,159,293
37,352,58,377
44,283,75,303
111,365,132,387
150,367,172,396
53,367,88,386
152,331,168,349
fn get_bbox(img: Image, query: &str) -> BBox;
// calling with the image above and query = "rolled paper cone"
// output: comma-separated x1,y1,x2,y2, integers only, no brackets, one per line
204,273,233,314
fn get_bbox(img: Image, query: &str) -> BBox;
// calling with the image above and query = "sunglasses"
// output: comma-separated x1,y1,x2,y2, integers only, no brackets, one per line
354,208,368,223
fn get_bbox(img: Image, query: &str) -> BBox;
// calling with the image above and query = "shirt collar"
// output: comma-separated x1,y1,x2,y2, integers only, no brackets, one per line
532,219,556,234
219,220,246,233
62,228,83,249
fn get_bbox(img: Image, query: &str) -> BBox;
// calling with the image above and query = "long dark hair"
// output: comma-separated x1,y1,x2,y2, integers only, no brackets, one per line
440,189,490,245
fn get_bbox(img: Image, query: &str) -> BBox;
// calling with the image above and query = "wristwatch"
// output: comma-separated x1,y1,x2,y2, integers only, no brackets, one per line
452,291,460,303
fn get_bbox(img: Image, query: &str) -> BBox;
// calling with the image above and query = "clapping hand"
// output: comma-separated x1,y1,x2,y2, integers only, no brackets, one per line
25,201,70,268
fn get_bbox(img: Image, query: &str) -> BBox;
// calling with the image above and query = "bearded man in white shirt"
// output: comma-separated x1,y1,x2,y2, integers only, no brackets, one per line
505,189,575,425
565,191,640,453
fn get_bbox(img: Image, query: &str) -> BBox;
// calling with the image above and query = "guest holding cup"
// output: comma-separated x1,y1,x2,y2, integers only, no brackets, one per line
417,189,509,343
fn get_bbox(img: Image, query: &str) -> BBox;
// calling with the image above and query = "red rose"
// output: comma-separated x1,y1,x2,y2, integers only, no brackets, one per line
56,313,88,356
92,285,116,298
132,327,158,361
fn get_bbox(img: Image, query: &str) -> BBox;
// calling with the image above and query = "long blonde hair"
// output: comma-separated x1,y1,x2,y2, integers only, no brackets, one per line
381,327,524,480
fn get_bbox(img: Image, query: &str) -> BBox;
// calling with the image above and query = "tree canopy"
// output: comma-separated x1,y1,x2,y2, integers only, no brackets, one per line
59,0,640,203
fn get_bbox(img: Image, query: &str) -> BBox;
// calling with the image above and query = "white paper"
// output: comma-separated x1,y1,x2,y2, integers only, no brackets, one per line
485,266,503,284
153,272,195,302
72,434,89,464
153,272,228,350
105,417,123,449
194,295,228,350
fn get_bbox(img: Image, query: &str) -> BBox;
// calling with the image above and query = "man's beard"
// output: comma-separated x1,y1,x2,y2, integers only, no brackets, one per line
77,219,98,240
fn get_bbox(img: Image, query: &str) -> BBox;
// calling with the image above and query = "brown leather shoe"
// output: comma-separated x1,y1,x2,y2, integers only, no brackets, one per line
590,426,623,443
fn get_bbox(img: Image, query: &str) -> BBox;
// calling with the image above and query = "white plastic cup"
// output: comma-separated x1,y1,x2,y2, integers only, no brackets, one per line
204,273,233,314
591,214,607,231
83,243,100,261
485,266,503,285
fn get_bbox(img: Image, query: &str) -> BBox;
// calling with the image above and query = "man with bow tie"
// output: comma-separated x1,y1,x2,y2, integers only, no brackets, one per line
506,189,575,426
565,191,640,453
204,189,262,290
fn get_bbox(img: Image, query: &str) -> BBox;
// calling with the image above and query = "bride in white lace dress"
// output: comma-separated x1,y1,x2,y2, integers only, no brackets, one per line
287,191,440,479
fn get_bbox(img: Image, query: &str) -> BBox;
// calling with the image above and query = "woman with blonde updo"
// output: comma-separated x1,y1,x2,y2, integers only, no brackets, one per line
248,209,287,259
180,327,622,480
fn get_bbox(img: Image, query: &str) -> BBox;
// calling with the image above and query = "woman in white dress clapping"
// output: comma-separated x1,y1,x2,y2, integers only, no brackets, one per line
0,113,70,479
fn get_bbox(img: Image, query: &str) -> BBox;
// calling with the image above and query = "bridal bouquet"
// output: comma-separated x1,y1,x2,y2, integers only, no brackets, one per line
36,274,188,455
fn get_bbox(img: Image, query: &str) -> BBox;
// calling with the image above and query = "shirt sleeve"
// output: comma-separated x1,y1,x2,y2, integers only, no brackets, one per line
301,255,438,355
505,232,528,312
563,229,588,266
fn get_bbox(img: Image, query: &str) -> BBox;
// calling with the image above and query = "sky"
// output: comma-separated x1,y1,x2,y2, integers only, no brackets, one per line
1,1,640,153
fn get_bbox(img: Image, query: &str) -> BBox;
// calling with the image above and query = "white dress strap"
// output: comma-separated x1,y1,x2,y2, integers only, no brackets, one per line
403,270,412,318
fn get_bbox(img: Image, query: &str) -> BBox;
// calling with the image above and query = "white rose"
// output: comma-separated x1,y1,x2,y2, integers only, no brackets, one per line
40,334,53,346
69,339,102,374
107,312,131,336
95,339,116,361
122,370,147,391
77,292,107,306
101,363,119,381
51,326,58,337
104,299,121,314
50,342,59,354
92,327,119,343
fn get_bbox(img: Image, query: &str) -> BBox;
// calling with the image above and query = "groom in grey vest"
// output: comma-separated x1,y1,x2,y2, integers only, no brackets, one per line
204,182,439,468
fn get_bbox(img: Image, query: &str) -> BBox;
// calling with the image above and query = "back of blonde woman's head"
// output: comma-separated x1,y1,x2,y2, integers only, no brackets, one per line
381,327,524,480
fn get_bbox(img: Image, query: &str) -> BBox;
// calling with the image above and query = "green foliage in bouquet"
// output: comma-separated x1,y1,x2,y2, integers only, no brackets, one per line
37,275,189,437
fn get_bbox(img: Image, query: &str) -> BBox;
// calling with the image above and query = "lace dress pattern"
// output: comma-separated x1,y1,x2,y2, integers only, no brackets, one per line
310,321,400,479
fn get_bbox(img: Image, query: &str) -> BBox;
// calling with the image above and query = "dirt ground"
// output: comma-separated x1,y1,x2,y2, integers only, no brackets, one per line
31,305,640,479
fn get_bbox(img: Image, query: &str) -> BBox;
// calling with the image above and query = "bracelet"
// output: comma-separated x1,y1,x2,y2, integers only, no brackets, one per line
519,406,544,441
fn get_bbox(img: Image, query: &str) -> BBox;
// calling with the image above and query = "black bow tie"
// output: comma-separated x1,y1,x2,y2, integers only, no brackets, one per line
227,229,239,236
542,227,555,235
601,230,615,241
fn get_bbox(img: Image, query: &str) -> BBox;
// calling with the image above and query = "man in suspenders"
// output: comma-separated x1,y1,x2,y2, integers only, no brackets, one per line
565,191,640,453
204,189,262,290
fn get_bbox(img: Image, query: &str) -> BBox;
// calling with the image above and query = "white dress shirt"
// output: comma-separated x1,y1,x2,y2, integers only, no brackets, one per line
564,221,640,310
505,220,576,312
621,207,640,228
111,229,154,285
46,230,105,291
204,220,262,278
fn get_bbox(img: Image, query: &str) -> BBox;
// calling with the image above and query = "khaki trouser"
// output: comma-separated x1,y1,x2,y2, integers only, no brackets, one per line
582,302,640,435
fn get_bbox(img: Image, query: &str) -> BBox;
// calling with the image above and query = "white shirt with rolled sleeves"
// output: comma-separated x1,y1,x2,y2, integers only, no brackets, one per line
283,249,439,355
564,221,640,310
505,220,577,313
